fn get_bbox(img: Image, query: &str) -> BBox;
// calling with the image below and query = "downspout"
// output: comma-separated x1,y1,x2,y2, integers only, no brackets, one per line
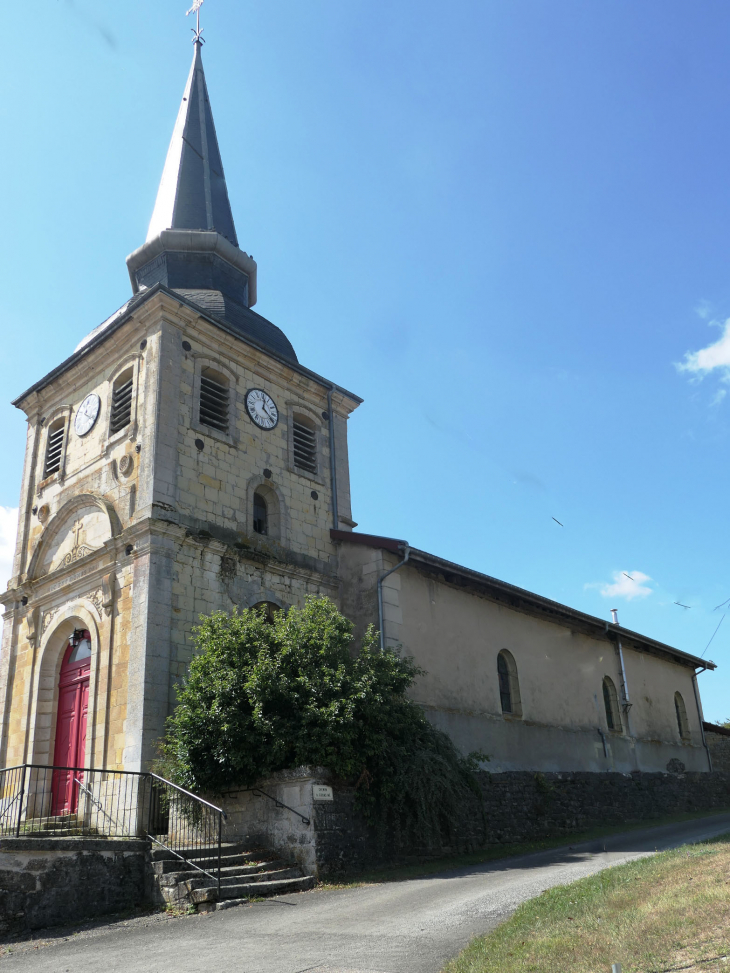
327,388,339,531
610,609,633,729
692,668,713,772
378,544,410,653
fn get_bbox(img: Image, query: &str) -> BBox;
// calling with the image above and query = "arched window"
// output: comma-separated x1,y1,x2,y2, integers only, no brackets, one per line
603,676,622,732
247,479,284,543
44,417,66,478
251,601,281,624
497,650,522,717
674,692,690,742
292,414,317,475
199,367,230,433
253,492,268,535
67,630,92,664
109,367,134,434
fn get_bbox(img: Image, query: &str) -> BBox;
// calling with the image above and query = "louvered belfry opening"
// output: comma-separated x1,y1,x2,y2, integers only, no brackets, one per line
110,369,134,435
293,417,317,474
199,367,229,433
44,419,65,478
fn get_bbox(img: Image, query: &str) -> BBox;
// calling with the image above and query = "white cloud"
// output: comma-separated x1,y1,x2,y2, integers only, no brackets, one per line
0,507,18,593
586,570,653,602
695,299,712,321
678,318,730,377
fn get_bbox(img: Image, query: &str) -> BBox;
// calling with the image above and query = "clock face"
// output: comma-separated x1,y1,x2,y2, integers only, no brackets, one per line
74,393,101,437
245,388,279,430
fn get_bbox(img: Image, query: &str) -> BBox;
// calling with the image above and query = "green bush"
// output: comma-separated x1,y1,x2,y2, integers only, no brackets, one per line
161,596,486,849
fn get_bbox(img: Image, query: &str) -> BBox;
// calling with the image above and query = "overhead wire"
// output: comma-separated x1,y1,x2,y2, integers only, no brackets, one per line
702,614,725,658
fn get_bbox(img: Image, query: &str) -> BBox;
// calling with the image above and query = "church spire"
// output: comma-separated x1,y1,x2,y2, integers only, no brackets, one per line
146,41,238,246
125,26,300,358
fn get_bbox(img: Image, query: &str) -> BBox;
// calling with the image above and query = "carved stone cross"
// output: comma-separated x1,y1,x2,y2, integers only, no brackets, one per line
72,519,84,550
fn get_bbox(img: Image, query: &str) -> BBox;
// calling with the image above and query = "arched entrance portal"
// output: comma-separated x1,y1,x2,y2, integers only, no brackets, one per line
51,630,91,815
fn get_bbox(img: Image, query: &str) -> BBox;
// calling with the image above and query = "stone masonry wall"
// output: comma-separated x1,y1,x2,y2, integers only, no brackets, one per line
475,770,730,844
0,838,148,936
220,768,730,879
313,771,730,876
705,727,730,773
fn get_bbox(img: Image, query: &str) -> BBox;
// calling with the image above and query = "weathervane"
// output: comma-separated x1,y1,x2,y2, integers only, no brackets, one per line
186,0,205,44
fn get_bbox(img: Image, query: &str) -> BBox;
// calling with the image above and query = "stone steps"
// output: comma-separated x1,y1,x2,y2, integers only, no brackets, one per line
220,866,302,885
191,875,315,907
156,863,303,888
20,815,90,837
183,850,272,869
153,858,288,877
150,840,314,910
150,841,255,861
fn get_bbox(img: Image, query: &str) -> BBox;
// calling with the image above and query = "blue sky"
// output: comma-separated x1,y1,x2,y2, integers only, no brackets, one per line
1,1,730,721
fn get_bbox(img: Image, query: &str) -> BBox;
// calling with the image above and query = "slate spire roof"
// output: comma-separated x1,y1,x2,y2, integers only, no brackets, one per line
147,41,238,246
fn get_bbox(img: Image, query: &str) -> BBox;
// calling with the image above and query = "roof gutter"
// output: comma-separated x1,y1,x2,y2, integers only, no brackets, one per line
408,546,713,671
330,534,717,672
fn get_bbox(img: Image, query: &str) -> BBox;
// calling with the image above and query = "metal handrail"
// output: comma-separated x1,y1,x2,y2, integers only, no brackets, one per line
0,790,22,826
146,779,225,893
252,787,311,826
17,763,146,775
148,773,227,817
73,777,122,833
0,764,226,895
146,833,220,887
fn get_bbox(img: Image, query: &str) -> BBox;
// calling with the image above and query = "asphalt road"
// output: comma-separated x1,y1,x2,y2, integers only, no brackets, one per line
4,813,730,973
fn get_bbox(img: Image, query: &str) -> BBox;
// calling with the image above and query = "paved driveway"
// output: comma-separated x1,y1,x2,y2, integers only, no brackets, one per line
4,813,730,973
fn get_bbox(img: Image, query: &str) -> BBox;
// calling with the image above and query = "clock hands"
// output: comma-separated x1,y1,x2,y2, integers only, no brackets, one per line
247,389,278,429
75,394,100,436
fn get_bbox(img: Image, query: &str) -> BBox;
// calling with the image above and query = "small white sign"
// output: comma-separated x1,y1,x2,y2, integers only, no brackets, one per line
312,785,333,802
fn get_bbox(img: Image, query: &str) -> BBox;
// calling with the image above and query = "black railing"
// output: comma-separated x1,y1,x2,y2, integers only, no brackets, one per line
252,787,311,826
145,774,225,890
0,765,226,892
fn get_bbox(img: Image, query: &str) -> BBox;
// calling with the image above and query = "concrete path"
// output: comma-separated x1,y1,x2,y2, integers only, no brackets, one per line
4,813,730,973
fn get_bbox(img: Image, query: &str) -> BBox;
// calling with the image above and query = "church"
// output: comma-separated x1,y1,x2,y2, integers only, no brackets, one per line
0,38,717,793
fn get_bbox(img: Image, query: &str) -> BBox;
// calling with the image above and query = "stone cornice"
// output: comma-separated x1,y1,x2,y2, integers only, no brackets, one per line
148,515,337,583
12,284,362,414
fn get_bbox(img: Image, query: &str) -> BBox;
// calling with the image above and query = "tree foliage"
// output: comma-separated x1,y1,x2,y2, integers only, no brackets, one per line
161,597,486,848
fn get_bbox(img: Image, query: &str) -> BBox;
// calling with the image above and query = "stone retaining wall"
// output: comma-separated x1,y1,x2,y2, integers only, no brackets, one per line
476,770,730,844
0,837,148,937
219,768,730,879
705,725,730,773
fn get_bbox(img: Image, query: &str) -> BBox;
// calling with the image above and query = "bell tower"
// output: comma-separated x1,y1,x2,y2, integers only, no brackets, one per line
0,37,361,773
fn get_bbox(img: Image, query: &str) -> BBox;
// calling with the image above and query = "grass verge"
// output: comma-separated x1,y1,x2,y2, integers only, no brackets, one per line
315,807,730,888
443,833,730,973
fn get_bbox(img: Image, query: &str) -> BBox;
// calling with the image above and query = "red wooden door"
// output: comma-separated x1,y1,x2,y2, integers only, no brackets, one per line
51,632,91,816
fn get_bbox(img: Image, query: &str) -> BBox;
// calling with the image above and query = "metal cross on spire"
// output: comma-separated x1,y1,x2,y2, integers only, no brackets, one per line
186,0,205,44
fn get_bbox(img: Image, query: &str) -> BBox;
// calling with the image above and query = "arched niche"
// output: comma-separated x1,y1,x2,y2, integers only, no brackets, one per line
28,494,121,580
245,476,289,544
